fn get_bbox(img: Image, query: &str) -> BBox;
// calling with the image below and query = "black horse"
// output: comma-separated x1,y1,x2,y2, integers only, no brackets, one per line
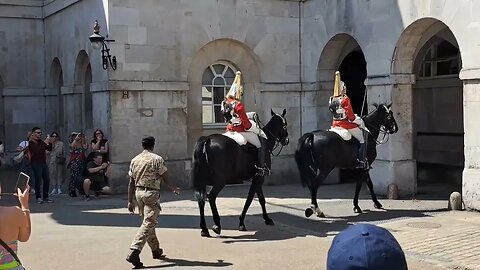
295,104,398,217
193,109,289,237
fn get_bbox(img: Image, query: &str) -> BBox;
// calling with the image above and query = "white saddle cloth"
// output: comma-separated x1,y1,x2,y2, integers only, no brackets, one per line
222,118,267,148
328,126,352,141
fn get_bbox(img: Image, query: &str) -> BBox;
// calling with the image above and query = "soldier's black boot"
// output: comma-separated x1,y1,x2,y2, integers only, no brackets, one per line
126,249,143,268
255,137,270,176
356,142,368,170
152,248,163,259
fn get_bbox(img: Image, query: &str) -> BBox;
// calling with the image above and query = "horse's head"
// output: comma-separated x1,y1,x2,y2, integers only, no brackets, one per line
266,109,289,146
376,103,398,134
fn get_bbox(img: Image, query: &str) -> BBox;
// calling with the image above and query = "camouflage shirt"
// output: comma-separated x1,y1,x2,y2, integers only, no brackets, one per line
128,150,167,190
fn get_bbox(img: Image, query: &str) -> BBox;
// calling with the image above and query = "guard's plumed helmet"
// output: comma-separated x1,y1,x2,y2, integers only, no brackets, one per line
333,71,346,97
226,71,244,101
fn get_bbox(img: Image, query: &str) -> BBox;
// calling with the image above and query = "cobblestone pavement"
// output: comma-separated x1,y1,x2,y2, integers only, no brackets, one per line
1,168,478,269
382,212,480,270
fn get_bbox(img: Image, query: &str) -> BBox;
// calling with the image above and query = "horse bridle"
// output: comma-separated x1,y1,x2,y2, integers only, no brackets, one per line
258,114,289,156
363,105,395,145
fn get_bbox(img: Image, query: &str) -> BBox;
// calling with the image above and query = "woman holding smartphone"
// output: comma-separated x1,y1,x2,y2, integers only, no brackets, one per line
67,132,88,197
0,184,31,269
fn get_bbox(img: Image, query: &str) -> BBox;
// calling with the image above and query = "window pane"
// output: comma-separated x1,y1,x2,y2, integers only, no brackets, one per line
213,76,225,85
213,64,224,75
214,105,224,123
213,87,225,104
202,87,212,104
437,59,458,75
424,62,431,77
225,68,235,85
202,68,214,85
202,105,213,124
424,46,434,60
436,41,458,58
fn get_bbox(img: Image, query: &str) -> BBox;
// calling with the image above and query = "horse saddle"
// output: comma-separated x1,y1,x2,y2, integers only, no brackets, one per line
222,131,262,148
328,126,352,141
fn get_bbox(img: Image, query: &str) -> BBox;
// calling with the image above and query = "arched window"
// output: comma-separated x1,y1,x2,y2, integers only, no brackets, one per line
419,39,459,78
201,62,237,125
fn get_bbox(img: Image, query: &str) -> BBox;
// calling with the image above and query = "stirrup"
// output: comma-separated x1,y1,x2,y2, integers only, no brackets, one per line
255,165,271,176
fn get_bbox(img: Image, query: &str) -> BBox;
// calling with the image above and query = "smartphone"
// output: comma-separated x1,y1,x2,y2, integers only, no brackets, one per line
15,172,30,193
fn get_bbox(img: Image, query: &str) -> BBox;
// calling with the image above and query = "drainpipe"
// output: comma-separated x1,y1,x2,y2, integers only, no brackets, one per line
298,0,303,134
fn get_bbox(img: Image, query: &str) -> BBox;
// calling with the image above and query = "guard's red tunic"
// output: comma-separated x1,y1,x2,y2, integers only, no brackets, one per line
332,95,358,130
226,98,252,132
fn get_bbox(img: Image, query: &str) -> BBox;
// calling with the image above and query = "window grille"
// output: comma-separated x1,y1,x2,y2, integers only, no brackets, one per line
201,62,237,125
419,39,459,78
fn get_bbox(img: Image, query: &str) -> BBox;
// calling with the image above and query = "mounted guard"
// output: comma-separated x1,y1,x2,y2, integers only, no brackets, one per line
328,71,368,169
222,71,270,176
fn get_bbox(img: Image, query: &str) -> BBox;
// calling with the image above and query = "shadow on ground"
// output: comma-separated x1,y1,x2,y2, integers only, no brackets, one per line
139,257,232,269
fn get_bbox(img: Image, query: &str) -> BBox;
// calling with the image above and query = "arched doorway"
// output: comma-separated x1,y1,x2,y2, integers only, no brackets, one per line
84,63,93,131
50,58,64,134
74,51,93,133
413,29,463,187
317,34,367,183
392,18,463,192
339,51,368,116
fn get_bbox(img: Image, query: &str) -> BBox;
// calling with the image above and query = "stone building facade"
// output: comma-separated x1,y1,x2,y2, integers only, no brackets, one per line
1,0,479,210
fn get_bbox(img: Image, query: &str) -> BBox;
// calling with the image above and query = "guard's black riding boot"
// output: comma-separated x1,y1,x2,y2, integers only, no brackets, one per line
126,249,143,268
255,137,270,176
356,142,368,170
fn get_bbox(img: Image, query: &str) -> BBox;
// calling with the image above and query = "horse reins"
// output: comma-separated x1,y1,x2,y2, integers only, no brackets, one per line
362,106,392,145
257,115,287,156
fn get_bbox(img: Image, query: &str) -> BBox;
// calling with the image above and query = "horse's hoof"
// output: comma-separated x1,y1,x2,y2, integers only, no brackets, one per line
305,208,314,218
374,201,383,209
265,218,275,226
201,230,211,237
212,225,221,235
239,225,247,231
353,206,362,213
316,212,325,218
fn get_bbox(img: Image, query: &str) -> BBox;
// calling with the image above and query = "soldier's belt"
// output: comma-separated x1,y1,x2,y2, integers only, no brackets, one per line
136,186,160,191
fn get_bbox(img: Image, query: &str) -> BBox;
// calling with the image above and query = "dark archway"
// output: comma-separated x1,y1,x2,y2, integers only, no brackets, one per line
84,63,93,131
392,18,464,193
338,51,368,183
50,58,64,132
413,30,463,187
339,51,368,116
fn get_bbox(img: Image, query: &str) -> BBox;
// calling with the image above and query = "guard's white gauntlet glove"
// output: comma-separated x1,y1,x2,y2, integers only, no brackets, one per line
350,114,364,126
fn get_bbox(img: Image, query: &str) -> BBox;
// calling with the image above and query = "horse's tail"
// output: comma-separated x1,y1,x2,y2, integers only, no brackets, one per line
192,136,211,202
295,133,315,188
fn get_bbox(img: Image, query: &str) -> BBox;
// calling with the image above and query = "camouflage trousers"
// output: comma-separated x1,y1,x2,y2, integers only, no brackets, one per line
130,189,161,252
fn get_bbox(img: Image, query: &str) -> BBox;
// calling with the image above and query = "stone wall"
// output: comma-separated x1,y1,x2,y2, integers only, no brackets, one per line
0,1,45,155
1,0,480,210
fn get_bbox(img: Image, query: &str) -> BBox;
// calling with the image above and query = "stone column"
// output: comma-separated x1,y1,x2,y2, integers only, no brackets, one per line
365,74,417,197
460,69,480,210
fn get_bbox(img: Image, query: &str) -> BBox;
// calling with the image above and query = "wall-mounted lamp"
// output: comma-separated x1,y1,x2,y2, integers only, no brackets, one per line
88,20,117,70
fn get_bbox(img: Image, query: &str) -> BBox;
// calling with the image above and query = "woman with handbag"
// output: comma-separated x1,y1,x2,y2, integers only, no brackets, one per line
0,183,31,270
48,132,65,195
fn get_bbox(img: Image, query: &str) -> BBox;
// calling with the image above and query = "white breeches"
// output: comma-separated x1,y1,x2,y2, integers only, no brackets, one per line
240,119,267,148
348,127,364,143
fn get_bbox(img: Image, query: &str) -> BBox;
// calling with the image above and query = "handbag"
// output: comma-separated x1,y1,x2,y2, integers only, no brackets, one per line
0,238,22,267
13,151,25,164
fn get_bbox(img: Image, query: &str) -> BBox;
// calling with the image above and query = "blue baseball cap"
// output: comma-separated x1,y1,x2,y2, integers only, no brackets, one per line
327,223,408,270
